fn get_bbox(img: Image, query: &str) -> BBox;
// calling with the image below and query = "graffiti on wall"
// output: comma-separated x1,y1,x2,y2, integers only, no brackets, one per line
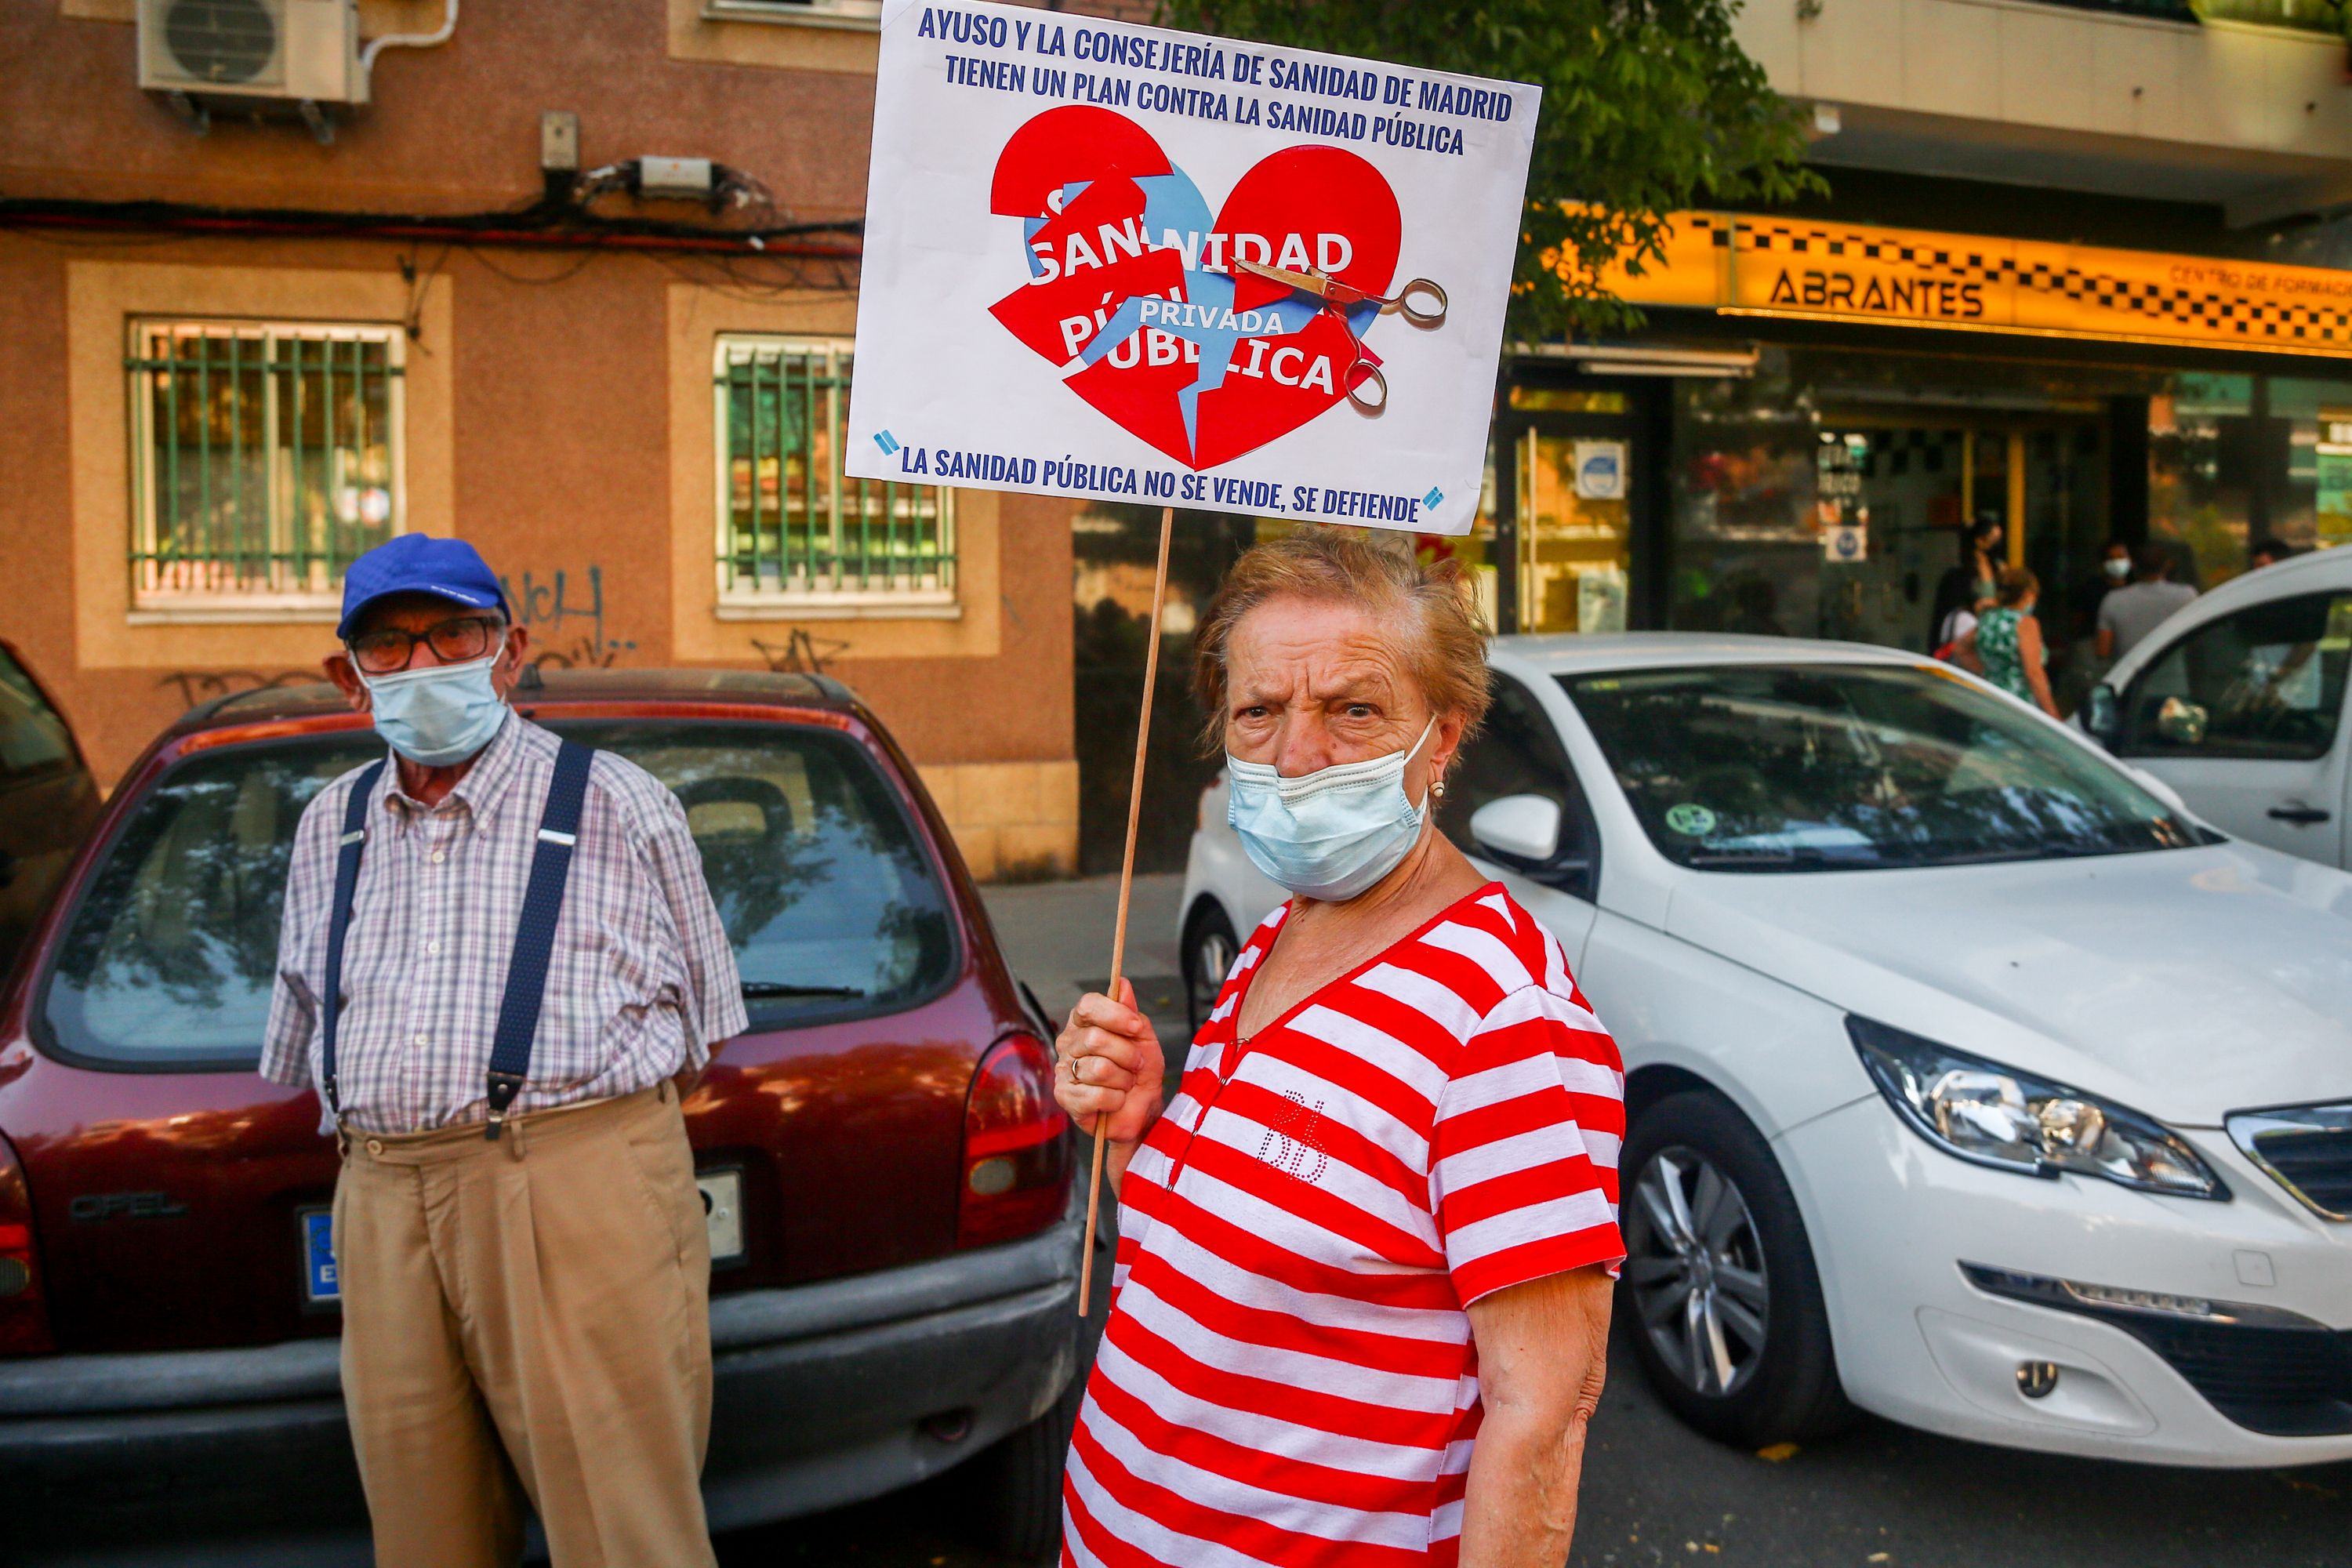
154,564,637,710
155,669,321,707
498,566,637,670
750,629,851,676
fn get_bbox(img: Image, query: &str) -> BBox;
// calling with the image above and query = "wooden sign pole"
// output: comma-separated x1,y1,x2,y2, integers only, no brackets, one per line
1078,503,1175,1318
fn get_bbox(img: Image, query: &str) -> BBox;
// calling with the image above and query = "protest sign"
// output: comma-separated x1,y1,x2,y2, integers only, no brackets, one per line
845,0,1540,535
847,2,1542,1311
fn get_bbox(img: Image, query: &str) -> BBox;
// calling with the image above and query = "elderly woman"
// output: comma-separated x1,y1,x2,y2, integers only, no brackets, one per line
1054,529,1625,1568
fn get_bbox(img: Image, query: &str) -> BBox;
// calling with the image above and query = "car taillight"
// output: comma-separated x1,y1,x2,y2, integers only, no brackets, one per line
957,1033,1070,1250
0,1134,51,1356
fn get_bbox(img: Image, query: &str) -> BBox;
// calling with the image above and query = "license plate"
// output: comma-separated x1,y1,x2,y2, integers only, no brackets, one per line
699,1171,746,1265
299,1174,742,1303
299,1207,339,1305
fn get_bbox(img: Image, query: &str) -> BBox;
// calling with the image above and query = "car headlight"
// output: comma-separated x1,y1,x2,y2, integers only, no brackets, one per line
1848,1016,2228,1200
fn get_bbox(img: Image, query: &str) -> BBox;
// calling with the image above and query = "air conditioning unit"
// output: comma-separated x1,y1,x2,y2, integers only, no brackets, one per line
138,0,365,108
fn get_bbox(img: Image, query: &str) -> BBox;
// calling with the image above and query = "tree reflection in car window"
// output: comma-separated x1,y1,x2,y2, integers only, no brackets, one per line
1566,664,2207,873
46,739,381,1057
41,723,954,1065
557,724,955,1017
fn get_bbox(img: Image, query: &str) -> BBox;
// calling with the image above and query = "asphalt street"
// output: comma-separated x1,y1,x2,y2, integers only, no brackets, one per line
979,871,1194,1051
720,1247,2352,1568
713,874,2352,1568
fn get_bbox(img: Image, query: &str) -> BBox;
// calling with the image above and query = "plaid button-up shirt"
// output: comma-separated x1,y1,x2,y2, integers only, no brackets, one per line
263,712,748,1134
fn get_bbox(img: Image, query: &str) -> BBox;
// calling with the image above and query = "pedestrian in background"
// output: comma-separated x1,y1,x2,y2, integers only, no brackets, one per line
1962,565,2062,717
263,534,746,1568
2097,543,2198,662
2249,536,2296,572
1053,528,1624,1568
1929,516,2005,653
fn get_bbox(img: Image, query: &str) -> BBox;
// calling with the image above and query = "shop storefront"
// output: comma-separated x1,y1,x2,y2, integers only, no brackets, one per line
1453,212,2352,710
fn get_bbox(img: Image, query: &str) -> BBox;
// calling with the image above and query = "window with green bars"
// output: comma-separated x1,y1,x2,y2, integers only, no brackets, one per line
716,337,956,612
128,319,405,616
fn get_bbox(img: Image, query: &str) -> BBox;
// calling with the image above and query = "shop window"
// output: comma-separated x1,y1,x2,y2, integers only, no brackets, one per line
1666,358,1822,642
715,336,956,613
2147,374,2352,590
128,319,403,618
1517,428,1632,635
2321,410,2352,552
1509,387,1628,415
2117,593,2352,762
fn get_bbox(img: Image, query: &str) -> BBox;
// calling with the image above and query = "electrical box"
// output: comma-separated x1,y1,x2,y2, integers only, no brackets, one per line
138,0,366,107
540,111,580,173
637,157,715,201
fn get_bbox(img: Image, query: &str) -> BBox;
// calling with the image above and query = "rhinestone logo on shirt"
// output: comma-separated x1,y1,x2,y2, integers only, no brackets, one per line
1259,1090,1329,1186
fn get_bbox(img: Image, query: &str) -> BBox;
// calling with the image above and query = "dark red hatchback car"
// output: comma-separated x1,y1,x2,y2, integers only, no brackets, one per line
0,670,1081,1564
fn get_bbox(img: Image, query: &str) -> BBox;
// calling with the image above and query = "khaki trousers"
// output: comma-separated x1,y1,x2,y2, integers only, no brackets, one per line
333,1082,717,1568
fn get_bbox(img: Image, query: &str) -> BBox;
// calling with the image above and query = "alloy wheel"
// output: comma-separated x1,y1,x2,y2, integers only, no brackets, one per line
1626,1145,1771,1399
1187,923,1236,1029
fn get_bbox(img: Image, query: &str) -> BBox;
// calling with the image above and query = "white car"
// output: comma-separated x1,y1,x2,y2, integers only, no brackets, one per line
2082,545,2352,870
1180,633,2352,1467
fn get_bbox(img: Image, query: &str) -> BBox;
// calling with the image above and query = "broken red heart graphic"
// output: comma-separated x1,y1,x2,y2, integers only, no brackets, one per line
989,107,1403,470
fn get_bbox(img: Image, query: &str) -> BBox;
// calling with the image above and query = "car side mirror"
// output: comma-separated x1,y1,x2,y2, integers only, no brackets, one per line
2083,684,2120,744
1469,793,1561,865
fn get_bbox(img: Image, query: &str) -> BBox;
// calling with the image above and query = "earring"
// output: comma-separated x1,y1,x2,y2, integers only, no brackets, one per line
1432,775,1446,799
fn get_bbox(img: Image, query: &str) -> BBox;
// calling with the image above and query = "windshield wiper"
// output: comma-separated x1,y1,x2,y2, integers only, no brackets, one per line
1682,845,1833,869
1922,834,2137,867
740,982,866,1000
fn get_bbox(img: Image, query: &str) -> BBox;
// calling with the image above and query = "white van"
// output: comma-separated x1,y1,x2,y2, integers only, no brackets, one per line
2082,546,2352,869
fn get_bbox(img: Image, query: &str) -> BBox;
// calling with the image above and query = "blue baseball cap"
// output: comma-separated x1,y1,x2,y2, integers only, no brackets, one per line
336,534,509,641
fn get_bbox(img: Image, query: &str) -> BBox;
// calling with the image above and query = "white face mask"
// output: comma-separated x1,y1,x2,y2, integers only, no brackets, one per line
2104,557,2132,580
1225,718,1436,903
360,652,507,766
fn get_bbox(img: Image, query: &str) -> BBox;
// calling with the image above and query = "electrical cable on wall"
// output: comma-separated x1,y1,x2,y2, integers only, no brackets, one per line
0,183,863,266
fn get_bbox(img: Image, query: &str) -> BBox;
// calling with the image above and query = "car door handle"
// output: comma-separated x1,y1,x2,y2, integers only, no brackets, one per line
2267,805,2332,826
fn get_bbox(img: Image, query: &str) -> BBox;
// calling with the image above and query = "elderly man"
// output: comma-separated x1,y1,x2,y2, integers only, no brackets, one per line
262,534,746,1568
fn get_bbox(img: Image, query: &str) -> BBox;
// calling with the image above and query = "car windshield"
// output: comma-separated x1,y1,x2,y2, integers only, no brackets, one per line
1563,662,2209,873
40,720,956,1065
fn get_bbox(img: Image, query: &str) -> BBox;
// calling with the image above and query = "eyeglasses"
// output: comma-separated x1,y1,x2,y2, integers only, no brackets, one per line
347,615,504,675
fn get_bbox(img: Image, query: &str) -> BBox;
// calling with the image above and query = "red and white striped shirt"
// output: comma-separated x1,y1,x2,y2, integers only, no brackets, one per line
1063,884,1626,1567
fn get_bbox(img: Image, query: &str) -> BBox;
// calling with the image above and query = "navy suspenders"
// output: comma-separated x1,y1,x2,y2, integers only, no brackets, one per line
483,739,594,1138
319,739,597,1140
320,759,387,1124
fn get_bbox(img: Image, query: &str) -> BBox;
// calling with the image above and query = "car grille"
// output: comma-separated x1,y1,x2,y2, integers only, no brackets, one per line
1962,1263,2352,1438
2111,1316,2352,1438
2227,1103,2352,1222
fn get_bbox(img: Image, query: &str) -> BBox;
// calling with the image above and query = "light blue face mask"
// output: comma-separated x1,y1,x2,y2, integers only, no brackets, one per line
1226,718,1436,902
360,652,508,766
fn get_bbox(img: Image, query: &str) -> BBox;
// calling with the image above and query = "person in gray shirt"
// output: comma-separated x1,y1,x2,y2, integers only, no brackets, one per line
2097,544,2198,661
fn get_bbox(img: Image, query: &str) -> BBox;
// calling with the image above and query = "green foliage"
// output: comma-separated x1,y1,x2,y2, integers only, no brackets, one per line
1156,0,1822,341
2192,0,2347,39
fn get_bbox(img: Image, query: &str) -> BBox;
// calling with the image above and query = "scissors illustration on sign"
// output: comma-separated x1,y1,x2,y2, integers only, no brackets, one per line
1232,257,1449,416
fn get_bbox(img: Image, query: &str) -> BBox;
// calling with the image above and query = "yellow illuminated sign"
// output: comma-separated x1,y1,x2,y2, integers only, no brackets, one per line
1599,213,2352,358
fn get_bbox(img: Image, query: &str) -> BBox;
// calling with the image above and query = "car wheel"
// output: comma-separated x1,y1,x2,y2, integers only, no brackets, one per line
967,1370,1084,1563
1620,1089,1857,1447
1182,903,1239,1036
